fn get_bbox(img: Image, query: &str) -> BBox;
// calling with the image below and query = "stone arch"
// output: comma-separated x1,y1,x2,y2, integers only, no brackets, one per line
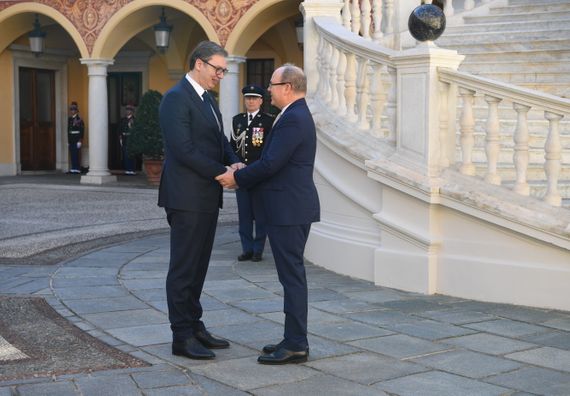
225,0,301,56
0,2,88,57
92,0,218,59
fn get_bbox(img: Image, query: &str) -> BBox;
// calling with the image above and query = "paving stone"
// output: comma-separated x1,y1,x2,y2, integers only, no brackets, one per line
464,319,547,338
120,270,166,280
307,288,349,302
306,335,362,360
207,320,283,349
253,281,282,293
131,288,167,302
107,323,171,346
348,334,451,359
487,306,565,324
83,308,168,329
204,286,276,302
506,346,570,372
486,367,570,396
122,278,165,290
376,371,510,396
345,309,416,326
381,318,476,340
230,298,283,314
308,320,394,342
344,289,409,303
191,357,318,391
16,381,79,396
66,258,124,269
414,309,496,325
310,299,382,314
142,386,203,396
198,295,228,311
2,278,49,294
411,349,522,379
201,308,259,327
189,373,250,396
521,330,570,351
142,342,258,368
380,299,447,313
253,373,388,395
305,352,426,385
0,387,11,396
76,375,141,396
62,296,148,315
203,279,256,290
442,333,536,355
542,317,570,332
54,267,119,278
129,350,166,365
52,276,119,287
56,285,128,299
131,367,191,388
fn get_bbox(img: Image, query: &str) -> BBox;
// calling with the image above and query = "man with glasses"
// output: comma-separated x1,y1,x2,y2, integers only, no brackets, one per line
217,64,320,364
158,40,242,361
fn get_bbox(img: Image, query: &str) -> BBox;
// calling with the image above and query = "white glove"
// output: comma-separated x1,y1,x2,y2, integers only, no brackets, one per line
76,142,82,149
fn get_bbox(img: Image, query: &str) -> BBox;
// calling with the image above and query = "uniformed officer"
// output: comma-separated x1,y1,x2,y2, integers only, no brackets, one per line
230,85,275,262
119,103,137,175
67,101,84,174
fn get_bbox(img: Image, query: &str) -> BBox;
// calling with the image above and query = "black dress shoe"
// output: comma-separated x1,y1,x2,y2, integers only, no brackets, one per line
172,336,215,360
238,252,253,261
195,329,230,349
251,253,263,262
263,341,309,355
258,347,308,365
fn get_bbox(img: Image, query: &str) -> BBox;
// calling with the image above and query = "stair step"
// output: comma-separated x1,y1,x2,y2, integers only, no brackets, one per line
466,10,570,23
459,60,570,74
508,0,568,5
470,163,570,183
440,28,570,43
446,19,570,34
490,2,570,14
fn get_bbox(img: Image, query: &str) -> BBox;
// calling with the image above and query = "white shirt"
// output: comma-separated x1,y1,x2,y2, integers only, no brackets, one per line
185,73,205,99
248,110,260,124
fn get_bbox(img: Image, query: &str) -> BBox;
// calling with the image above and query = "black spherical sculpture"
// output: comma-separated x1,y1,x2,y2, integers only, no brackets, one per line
408,4,446,42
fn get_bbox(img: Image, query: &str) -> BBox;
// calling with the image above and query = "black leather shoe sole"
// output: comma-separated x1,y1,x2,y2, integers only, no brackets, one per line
238,252,253,261
172,345,215,360
195,331,230,349
263,343,309,354
258,352,308,365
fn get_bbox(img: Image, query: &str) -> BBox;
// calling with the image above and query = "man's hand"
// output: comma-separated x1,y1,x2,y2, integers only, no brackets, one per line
230,162,246,170
77,141,82,149
216,167,237,189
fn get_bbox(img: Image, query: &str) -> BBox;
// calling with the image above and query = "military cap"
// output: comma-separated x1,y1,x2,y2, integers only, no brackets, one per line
242,84,265,97
69,101,78,111
126,103,135,111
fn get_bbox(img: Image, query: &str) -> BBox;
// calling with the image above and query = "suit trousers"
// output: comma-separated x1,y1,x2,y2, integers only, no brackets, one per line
165,208,218,341
236,188,266,254
68,142,80,171
266,223,311,351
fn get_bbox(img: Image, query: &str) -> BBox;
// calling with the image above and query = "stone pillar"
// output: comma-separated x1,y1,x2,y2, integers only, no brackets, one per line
219,55,246,138
300,0,344,97
79,59,117,185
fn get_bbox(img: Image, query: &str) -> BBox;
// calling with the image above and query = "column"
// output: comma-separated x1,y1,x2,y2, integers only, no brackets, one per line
80,58,117,184
300,0,344,97
219,55,246,138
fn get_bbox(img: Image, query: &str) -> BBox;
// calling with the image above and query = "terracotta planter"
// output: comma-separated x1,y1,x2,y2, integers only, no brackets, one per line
143,158,163,186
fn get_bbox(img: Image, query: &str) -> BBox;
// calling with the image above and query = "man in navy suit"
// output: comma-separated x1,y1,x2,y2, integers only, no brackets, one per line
217,64,320,364
158,41,242,360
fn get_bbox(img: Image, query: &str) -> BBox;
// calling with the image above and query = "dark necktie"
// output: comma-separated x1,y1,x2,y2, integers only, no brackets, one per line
248,113,253,122
202,91,220,130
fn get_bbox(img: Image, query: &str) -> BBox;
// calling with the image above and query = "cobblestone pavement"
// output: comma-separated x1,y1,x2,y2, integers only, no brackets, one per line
1,176,570,395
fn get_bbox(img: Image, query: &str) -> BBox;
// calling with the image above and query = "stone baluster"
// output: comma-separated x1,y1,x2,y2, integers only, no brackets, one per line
371,0,383,42
344,51,358,122
386,66,397,142
351,0,361,34
438,81,450,167
512,103,531,195
484,95,502,185
369,62,386,136
316,35,325,96
361,0,372,39
322,41,332,103
336,50,347,116
459,88,476,175
342,0,351,29
356,56,370,130
329,47,340,109
464,0,475,11
544,111,563,206
383,0,394,35
444,0,455,17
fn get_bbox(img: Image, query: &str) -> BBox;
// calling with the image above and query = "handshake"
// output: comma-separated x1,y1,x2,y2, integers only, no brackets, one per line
215,162,245,189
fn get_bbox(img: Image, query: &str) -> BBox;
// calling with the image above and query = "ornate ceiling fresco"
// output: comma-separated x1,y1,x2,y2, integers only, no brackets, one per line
0,0,259,53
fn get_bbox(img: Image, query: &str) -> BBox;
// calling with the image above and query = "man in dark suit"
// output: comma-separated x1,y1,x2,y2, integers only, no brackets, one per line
230,85,275,262
158,41,242,360
217,64,320,364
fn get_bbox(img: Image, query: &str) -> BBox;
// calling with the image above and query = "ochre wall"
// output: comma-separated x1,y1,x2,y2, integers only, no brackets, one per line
149,55,174,94
67,58,89,143
0,50,14,165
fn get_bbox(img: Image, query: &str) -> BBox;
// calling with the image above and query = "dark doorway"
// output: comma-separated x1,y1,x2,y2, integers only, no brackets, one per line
19,68,56,171
246,59,276,114
107,72,142,171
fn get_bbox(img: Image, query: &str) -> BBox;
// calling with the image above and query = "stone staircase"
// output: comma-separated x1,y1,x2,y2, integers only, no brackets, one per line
435,0,570,201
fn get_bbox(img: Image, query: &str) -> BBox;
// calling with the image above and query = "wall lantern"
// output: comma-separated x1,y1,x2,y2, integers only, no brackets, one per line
295,16,304,50
154,7,173,52
29,14,46,56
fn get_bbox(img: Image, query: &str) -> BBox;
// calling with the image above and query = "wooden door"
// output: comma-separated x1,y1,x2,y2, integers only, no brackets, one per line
19,68,55,170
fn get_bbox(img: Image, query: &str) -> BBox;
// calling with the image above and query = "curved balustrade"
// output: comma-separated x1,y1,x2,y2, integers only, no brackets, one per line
439,68,570,207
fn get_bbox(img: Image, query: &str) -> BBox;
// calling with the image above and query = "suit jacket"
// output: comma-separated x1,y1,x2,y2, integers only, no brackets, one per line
158,77,239,212
234,98,320,226
231,112,275,165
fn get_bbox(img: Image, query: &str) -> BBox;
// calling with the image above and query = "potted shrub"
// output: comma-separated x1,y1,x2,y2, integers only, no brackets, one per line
127,90,164,185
